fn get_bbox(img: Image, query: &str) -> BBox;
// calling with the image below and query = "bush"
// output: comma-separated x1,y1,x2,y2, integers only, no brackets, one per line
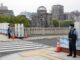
52,19,59,27
63,20,74,27
52,19,74,27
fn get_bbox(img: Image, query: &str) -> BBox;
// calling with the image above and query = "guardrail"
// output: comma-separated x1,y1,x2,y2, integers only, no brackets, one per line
24,27,69,36
0,27,69,36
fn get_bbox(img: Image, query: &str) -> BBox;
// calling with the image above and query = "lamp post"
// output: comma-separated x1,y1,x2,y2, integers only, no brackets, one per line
59,20,60,28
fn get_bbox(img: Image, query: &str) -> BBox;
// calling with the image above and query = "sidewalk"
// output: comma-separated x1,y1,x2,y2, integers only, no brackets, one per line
1,47,80,60
0,34,80,60
24,35,66,40
0,34,66,41
0,34,20,41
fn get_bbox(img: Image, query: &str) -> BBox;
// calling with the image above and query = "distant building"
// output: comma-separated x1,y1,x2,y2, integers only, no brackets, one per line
20,11,35,20
64,11,80,21
51,5,64,20
20,5,80,27
31,6,52,27
0,3,14,16
63,13,70,20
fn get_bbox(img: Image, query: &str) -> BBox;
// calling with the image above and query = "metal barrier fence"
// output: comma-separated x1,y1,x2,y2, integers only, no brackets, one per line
24,27,69,36
0,27,69,36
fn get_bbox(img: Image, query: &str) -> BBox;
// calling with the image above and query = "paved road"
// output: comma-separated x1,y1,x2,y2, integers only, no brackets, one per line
28,38,58,47
0,40,51,57
0,38,57,57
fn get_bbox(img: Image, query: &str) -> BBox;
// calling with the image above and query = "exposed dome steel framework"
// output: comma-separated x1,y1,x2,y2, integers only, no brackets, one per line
37,6,46,11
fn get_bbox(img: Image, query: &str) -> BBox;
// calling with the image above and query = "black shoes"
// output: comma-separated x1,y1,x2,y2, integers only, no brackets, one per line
73,55,76,58
67,54,76,58
67,54,72,56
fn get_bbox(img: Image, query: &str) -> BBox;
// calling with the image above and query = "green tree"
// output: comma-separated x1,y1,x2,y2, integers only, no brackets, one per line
52,18,74,27
0,15,30,27
15,15,30,27
52,19,59,27
63,20,73,27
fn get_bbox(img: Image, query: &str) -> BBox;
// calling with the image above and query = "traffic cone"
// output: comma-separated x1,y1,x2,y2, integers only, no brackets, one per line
12,33,15,40
55,41,61,52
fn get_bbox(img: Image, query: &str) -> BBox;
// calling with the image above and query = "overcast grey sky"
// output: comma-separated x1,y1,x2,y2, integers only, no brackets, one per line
0,0,80,15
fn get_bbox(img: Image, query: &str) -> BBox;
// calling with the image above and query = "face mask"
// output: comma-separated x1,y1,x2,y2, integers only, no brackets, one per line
69,26,71,30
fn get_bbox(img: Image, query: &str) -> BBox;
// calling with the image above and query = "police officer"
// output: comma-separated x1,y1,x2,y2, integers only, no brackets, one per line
8,24,12,39
67,23,77,58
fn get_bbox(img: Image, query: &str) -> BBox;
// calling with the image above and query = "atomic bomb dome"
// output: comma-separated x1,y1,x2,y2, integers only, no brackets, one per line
37,6,46,11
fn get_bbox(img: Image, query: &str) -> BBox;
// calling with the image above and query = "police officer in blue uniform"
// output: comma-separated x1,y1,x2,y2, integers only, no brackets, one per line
8,25,12,39
67,23,77,58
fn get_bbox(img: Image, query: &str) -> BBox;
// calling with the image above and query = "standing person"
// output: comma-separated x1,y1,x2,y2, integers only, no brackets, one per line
7,24,12,39
67,23,77,58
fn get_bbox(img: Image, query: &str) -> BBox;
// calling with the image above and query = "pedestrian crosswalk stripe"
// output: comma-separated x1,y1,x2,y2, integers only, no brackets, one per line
0,40,50,52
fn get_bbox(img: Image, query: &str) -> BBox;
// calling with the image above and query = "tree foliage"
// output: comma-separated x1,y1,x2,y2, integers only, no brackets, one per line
62,20,73,27
0,15,30,27
52,19,59,27
52,18,74,27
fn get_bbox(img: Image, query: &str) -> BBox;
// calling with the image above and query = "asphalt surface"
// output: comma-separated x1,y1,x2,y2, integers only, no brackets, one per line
28,38,57,47
0,38,57,58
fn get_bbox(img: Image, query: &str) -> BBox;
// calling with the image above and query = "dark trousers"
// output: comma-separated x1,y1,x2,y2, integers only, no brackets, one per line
69,40,76,56
8,33,11,39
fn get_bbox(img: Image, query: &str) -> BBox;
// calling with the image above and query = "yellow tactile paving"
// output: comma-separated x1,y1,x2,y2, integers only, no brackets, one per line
19,48,62,60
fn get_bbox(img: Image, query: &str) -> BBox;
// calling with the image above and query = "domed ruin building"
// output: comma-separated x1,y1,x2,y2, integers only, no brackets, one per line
31,6,52,27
